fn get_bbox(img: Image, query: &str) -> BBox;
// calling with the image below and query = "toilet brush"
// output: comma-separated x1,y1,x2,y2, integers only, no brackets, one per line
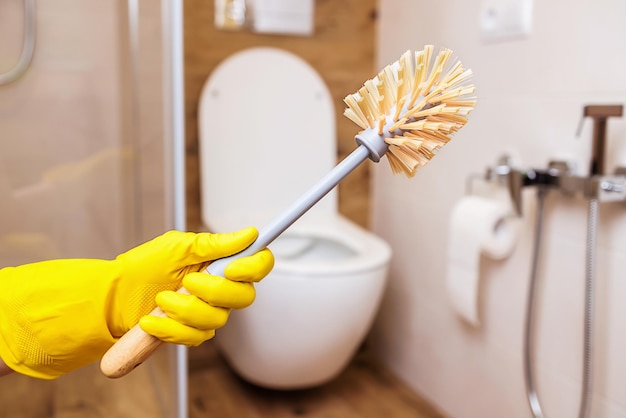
100,44,476,378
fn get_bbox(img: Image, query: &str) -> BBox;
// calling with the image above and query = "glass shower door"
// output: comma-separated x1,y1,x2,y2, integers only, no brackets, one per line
0,0,184,416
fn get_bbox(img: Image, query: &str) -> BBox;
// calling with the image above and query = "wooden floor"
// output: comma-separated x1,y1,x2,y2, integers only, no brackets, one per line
0,342,445,418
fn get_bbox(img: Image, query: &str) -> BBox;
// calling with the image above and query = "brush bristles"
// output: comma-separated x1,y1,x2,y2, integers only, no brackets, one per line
343,45,476,177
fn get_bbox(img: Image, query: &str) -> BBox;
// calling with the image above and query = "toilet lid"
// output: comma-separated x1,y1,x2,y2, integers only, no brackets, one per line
198,47,337,231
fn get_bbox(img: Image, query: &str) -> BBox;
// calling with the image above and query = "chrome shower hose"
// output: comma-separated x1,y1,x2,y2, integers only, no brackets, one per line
523,188,596,418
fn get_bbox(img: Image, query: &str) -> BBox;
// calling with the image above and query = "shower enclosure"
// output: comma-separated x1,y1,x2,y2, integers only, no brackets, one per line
1,0,187,417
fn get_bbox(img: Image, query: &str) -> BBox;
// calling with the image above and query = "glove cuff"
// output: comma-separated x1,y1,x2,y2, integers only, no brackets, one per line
0,260,121,379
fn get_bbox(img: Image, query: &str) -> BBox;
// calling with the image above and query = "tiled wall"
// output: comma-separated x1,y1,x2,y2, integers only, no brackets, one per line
371,1,626,417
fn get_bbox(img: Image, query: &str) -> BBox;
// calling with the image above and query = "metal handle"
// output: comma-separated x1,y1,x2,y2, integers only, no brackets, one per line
0,0,36,85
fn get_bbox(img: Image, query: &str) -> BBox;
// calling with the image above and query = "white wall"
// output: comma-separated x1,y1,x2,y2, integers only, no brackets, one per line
371,1,626,417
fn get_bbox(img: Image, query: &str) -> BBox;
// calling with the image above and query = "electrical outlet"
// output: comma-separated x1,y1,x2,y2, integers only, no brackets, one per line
480,0,533,42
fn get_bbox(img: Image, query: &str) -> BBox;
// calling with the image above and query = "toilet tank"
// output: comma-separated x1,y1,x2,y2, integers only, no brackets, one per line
198,47,337,232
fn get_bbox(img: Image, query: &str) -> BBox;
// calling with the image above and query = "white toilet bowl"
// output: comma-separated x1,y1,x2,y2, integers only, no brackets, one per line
217,215,390,389
198,47,392,389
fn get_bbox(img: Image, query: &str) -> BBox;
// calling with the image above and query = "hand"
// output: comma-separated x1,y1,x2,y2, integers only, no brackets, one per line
136,230,275,346
0,228,274,379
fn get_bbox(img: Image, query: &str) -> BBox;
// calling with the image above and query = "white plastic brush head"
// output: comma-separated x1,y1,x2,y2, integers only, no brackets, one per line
344,45,476,177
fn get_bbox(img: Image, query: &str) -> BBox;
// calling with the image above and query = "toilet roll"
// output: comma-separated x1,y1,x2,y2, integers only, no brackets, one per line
446,195,520,326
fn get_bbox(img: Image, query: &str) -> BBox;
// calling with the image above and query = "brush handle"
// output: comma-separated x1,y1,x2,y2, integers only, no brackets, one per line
99,305,172,378
100,145,372,378
206,144,372,276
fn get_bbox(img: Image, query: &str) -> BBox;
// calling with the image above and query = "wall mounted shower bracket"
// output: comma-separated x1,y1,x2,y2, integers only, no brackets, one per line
559,104,625,201
475,104,626,212
475,155,626,217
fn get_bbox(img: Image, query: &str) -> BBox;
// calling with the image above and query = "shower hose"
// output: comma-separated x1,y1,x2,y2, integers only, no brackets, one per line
524,187,596,418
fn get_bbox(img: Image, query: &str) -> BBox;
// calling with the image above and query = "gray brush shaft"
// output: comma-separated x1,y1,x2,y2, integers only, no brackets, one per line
206,144,372,276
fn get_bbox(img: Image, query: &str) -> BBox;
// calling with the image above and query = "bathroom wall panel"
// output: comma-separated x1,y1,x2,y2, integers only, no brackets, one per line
372,0,626,417
184,0,377,231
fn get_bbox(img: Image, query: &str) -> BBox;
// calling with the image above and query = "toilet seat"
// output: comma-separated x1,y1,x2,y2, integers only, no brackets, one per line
269,215,391,275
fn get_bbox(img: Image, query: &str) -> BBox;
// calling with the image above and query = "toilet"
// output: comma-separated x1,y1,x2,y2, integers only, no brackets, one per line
198,47,392,389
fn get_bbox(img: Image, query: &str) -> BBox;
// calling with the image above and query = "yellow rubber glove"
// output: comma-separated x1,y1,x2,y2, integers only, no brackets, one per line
0,228,274,380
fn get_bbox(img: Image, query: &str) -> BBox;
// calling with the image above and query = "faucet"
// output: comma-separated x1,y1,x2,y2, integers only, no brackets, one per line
481,104,625,214
481,155,562,216
560,104,625,200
